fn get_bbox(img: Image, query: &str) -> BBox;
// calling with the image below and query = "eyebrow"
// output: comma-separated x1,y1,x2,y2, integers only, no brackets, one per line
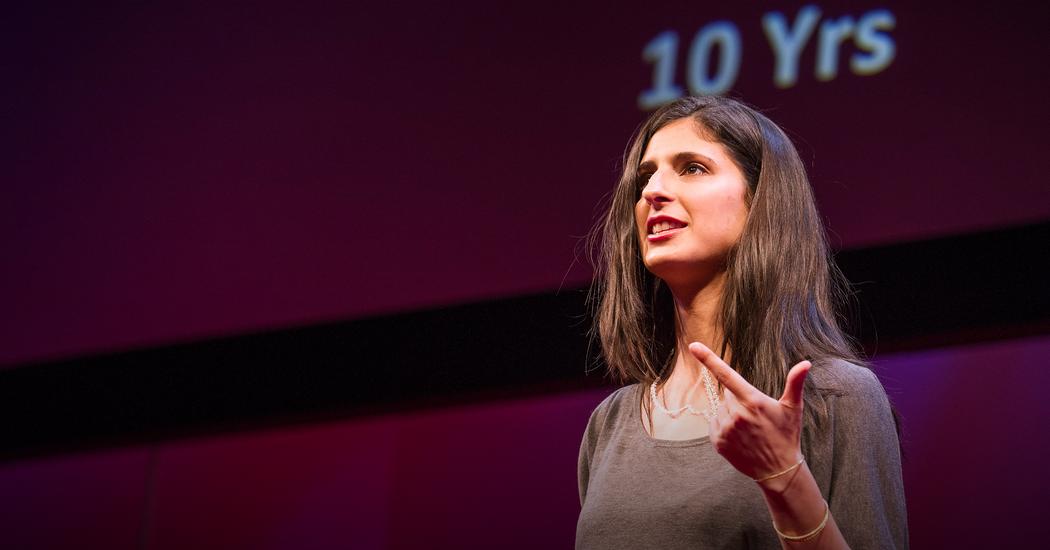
638,151,719,173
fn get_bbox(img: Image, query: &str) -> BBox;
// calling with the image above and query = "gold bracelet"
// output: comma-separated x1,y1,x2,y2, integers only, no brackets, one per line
772,499,830,543
753,457,805,483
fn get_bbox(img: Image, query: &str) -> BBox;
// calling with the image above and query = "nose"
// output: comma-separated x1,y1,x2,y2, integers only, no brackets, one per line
640,171,673,207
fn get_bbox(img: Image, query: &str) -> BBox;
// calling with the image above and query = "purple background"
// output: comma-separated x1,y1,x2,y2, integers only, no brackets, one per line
2,335,1048,547
4,1,1049,367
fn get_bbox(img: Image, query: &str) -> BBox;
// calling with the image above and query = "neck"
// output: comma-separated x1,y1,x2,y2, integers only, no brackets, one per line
671,273,726,353
657,271,729,398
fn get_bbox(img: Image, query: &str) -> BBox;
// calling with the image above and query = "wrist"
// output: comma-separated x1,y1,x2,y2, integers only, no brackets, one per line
757,462,830,539
754,452,805,494
774,499,830,542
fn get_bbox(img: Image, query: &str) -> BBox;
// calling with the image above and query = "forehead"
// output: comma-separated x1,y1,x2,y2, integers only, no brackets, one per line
641,118,727,163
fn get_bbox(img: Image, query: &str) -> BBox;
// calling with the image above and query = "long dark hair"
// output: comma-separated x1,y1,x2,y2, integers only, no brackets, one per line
588,96,866,432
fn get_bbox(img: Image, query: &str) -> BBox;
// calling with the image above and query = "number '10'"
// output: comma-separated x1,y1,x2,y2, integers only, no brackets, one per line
638,23,741,109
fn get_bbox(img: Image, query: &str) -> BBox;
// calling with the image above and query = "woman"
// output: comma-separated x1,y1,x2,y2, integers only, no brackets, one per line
576,96,907,549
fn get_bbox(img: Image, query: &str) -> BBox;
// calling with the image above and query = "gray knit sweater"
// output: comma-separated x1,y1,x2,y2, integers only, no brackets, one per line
576,360,908,549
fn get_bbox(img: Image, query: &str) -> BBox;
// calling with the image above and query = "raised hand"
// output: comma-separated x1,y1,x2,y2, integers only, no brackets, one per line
687,342,811,484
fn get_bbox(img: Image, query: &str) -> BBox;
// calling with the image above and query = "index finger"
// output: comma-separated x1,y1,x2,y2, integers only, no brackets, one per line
687,342,761,403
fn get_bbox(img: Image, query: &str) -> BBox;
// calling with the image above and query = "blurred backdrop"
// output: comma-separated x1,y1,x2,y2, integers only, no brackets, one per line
2,1,1048,548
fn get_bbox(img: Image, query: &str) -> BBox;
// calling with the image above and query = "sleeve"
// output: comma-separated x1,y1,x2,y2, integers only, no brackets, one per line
577,392,613,507
577,427,590,507
826,366,909,550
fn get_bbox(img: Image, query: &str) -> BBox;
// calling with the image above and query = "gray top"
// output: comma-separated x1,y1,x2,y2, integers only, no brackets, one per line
576,360,908,549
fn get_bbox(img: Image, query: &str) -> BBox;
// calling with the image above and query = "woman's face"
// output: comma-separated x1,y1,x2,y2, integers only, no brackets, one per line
634,117,750,286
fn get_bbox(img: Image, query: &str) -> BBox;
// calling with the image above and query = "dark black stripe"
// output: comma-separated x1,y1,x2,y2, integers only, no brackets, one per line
3,221,1048,461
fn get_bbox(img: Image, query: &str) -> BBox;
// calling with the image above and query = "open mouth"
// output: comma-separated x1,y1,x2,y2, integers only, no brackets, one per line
649,221,686,235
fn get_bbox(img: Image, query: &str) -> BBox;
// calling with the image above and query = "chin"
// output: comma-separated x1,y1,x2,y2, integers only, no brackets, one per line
643,253,722,286
643,254,692,278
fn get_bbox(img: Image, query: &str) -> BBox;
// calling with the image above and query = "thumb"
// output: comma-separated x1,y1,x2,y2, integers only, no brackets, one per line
779,360,811,409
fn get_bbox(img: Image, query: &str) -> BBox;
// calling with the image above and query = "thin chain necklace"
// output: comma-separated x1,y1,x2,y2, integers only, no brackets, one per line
650,366,720,422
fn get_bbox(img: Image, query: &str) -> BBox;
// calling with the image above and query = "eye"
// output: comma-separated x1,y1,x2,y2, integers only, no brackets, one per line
636,172,654,190
683,162,708,176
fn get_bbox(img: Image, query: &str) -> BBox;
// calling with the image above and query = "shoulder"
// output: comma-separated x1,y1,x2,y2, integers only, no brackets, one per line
585,383,640,430
805,358,897,432
583,384,638,445
578,383,643,505
807,358,887,400
806,358,898,445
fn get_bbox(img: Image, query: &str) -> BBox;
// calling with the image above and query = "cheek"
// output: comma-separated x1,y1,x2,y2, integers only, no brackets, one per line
721,193,749,237
703,189,748,240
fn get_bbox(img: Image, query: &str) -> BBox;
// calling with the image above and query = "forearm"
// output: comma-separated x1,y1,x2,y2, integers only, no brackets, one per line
758,462,849,550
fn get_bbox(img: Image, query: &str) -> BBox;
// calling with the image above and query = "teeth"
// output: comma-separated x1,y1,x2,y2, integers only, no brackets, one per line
650,221,684,234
